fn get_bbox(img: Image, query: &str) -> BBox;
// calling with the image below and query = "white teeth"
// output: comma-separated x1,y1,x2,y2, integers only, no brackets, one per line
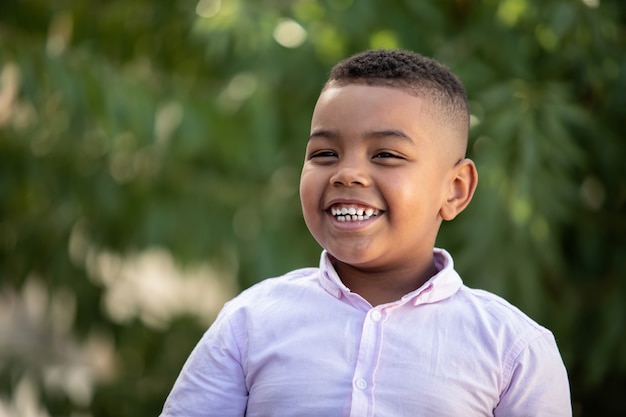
329,205,380,222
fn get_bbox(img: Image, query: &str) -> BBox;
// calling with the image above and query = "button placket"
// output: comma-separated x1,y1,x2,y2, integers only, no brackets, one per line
349,308,386,417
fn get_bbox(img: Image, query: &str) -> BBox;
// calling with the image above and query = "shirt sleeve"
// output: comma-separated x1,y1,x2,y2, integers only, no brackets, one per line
495,332,572,417
159,308,248,417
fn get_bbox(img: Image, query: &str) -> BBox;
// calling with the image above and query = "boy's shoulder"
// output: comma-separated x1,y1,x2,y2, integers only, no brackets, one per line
454,284,551,336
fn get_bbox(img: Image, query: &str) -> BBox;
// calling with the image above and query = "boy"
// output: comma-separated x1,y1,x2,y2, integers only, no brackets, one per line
159,49,572,416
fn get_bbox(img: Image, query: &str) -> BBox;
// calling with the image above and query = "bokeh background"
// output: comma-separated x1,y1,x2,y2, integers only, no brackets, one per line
1,0,625,416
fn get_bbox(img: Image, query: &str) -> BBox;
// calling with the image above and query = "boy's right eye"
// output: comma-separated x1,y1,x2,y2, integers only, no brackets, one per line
309,150,337,159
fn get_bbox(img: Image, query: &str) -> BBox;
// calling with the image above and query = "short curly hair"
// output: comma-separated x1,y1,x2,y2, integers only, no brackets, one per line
324,49,470,154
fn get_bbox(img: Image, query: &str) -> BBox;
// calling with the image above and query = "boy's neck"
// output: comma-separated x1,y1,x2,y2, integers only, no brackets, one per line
332,256,439,307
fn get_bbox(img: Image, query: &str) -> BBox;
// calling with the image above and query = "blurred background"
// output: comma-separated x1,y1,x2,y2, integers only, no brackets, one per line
1,0,624,415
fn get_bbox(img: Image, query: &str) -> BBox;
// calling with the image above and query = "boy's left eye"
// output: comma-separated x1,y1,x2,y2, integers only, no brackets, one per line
373,151,401,159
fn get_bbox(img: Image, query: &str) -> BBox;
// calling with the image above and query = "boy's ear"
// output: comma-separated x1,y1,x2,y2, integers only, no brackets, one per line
440,158,478,221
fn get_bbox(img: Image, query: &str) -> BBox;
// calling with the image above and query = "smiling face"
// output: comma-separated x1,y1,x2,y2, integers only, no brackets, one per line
300,84,471,278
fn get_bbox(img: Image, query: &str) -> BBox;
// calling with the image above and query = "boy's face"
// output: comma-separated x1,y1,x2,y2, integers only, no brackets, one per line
300,84,461,273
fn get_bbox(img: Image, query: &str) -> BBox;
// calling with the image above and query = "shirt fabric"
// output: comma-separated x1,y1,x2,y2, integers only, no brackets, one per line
160,248,572,417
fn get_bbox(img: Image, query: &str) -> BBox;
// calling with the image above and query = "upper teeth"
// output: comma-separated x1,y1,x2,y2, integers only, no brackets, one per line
330,205,379,222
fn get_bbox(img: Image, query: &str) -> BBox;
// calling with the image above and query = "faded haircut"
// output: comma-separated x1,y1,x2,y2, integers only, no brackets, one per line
324,49,470,156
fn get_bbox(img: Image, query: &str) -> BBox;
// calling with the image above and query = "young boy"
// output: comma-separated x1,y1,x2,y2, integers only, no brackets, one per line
159,49,572,416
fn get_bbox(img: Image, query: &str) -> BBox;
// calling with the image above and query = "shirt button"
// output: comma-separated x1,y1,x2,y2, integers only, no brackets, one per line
355,378,368,390
370,310,382,322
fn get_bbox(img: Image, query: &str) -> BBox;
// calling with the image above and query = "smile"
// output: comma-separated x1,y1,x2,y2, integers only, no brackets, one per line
329,204,381,222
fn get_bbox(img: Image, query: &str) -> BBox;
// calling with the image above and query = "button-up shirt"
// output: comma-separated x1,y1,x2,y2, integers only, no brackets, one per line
160,249,572,416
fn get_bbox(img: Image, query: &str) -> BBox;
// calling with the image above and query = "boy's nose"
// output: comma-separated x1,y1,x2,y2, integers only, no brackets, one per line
329,165,371,187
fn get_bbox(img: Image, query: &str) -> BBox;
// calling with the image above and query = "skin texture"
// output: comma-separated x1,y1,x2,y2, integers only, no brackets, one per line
299,84,478,306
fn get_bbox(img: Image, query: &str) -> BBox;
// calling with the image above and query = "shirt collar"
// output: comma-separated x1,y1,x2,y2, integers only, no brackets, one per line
317,248,463,307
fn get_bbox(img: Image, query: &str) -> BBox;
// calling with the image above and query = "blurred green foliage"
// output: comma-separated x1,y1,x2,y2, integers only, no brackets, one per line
1,0,625,415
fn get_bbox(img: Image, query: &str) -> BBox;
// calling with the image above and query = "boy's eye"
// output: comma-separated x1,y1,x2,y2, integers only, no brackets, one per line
374,151,401,159
309,150,337,159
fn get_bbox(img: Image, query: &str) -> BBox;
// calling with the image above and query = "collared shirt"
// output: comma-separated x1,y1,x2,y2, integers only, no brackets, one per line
160,249,572,417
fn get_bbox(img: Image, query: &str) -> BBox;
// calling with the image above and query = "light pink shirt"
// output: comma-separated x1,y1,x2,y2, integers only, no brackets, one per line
160,249,572,416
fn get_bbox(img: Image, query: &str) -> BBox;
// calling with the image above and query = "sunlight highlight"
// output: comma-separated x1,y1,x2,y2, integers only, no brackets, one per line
196,0,221,18
87,247,237,328
0,279,115,416
217,73,258,112
0,62,20,126
273,19,307,48
581,0,599,7
46,11,73,56
496,0,528,26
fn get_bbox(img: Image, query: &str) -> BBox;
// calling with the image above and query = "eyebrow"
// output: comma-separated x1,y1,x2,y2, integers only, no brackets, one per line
308,129,414,143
